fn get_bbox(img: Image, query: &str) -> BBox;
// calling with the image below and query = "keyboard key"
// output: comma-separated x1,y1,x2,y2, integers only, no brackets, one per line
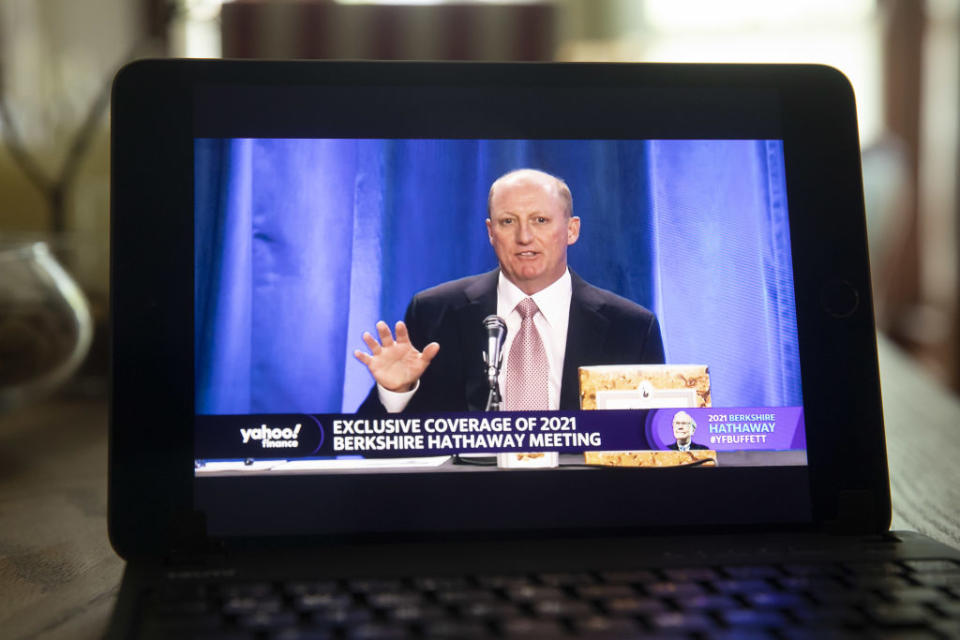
411,576,471,591
841,561,908,576
788,606,867,628
383,604,449,623
644,581,705,598
347,578,405,593
506,585,566,602
475,575,532,589
366,591,423,608
285,581,340,596
862,603,932,627
420,621,490,638
182,632,257,640
500,618,568,637
743,591,809,608
912,572,960,590
150,611,224,631
708,632,777,640
934,600,960,616
294,593,353,611
649,611,713,632
886,586,950,604
603,596,669,615
712,579,771,594
903,559,960,573
662,567,720,582
531,598,595,618
782,563,844,576
931,620,960,638
720,609,787,627
778,576,845,591
238,610,299,629
310,606,374,626
575,584,636,600
781,630,864,640
223,596,283,615
684,594,739,610
435,588,498,605
345,623,412,639
270,629,333,640
844,575,914,590
811,591,886,607
457,600,523,620
573,615,643,636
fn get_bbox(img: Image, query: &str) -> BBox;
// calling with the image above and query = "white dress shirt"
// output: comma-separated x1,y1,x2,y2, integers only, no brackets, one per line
378,269,573,412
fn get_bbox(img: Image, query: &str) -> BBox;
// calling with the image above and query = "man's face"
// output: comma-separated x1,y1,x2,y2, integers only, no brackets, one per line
486,175,580,296
673,414,695,442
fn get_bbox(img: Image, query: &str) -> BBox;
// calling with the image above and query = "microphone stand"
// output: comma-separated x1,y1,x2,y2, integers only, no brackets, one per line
453,350,502,466
484,349,503,412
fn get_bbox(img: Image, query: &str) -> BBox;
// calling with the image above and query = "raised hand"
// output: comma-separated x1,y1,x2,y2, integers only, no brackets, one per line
353,321,440,392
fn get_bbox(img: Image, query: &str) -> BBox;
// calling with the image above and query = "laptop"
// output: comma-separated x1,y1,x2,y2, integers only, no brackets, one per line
107,60,960,639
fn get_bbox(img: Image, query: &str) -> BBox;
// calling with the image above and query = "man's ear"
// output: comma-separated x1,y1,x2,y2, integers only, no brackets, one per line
485,218,494,244
567,216,581,245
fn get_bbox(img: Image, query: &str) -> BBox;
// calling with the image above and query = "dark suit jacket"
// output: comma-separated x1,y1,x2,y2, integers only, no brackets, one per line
357,269,665,413
668,441,709,450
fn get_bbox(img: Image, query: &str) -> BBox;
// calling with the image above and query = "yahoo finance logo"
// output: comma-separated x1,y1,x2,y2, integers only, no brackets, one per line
240,423,302,449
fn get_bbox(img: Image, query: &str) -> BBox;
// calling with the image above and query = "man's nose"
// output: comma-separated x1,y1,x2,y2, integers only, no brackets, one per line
515,221,533,243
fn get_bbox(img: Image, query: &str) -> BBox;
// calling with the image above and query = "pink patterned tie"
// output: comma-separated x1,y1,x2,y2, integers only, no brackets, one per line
505,298,549,410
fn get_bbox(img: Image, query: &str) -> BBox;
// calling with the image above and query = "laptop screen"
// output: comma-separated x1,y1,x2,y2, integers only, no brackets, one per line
188,77,814,536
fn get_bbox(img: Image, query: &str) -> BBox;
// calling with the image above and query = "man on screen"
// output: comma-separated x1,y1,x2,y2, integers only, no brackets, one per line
355,168,665,413
668,411,708,451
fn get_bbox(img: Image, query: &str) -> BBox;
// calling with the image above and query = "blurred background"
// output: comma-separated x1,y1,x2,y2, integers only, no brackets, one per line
1,0,958,398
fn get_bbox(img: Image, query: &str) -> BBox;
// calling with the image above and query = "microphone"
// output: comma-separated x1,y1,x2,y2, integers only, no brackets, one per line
482,315,507,389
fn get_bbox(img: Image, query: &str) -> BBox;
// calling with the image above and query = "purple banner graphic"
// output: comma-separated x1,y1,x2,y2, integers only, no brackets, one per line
646,407,805,451
196,407,805,460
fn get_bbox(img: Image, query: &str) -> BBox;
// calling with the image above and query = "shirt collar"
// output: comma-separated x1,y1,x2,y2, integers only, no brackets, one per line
498,269,572,328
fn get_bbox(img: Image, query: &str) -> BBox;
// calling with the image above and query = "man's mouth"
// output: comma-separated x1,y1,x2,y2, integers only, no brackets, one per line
516,251,539,258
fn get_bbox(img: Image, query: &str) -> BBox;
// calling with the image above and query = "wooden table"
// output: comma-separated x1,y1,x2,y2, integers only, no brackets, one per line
881,337,960,546
0,336,958,639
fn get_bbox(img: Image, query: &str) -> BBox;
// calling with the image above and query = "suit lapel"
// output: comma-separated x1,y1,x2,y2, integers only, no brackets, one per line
455,269,606,411
560,272,610,410
458,270,499,410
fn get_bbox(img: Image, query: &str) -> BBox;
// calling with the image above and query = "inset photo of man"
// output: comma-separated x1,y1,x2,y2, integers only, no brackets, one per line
668,410,708,451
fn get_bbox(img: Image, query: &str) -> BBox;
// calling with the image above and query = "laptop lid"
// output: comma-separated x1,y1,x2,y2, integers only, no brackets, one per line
109,61,888,557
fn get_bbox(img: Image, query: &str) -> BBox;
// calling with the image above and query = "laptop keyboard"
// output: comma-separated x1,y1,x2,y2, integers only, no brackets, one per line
139,558,960,639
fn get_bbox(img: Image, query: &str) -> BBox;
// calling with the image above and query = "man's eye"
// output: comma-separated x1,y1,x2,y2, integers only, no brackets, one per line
536,217,548,224
501,219,514,225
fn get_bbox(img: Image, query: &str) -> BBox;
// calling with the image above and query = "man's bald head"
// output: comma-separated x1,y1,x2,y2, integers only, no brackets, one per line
484,168,581,295
487,169,573,220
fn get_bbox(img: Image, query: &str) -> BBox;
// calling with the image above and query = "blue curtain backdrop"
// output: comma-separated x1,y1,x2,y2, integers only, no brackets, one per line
195,138,801,414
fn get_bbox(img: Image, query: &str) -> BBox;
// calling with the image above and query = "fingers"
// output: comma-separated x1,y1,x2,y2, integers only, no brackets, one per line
358,321,434,364
421,341,440,364
376,320,395,347
395,321,410,344
361,332,381,354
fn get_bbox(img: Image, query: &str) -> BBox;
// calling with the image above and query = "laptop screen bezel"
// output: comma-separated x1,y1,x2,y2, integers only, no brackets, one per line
109,60,889,557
